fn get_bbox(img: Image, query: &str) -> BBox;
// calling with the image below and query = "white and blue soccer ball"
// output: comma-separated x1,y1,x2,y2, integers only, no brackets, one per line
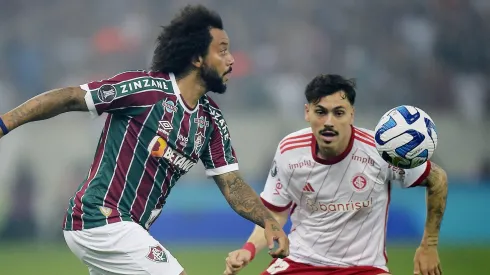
374,105,438,169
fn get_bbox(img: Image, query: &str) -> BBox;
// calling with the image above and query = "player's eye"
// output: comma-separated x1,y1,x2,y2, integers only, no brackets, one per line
315,110,326,115
220,49,228,55
335,111,345,116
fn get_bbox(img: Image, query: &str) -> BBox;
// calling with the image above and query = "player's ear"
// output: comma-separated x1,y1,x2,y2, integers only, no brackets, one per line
192,55,204,68
304,104,310,122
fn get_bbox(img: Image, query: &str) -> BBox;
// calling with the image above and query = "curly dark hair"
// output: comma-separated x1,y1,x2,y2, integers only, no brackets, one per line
150,5,223,78
305,74,356,105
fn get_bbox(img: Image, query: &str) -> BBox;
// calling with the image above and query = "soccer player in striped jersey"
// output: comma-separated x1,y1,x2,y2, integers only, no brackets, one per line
224,75,448,275
0,5,288,275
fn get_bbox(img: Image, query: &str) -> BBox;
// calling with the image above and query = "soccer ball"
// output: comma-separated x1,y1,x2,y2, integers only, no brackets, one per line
374,105,438,169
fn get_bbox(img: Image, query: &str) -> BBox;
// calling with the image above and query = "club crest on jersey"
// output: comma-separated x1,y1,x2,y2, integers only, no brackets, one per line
158,120,173,136
351,173,369,192
146,245,168,263
194,116,209,129
97,84,116,103
162,99,177,113
193,132,205,153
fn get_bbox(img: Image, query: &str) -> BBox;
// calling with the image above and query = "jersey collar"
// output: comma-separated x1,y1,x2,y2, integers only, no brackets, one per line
310,125,355,165
169,72,199,114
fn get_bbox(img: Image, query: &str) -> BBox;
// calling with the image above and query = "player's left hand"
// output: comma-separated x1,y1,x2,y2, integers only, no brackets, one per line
264,219,289,258
223,249,251,275
413,245,442,275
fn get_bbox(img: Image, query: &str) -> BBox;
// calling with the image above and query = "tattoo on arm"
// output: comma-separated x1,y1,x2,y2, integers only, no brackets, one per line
214,171,277,229
0,87,87,135
421,162,448,246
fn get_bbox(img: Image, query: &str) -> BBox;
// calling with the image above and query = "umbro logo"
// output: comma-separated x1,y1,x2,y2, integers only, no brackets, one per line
158,120,173,131
158,120,173,136
303,182,315,193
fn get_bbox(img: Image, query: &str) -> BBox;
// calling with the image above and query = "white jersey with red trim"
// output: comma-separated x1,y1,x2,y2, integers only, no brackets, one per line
260,126,430,272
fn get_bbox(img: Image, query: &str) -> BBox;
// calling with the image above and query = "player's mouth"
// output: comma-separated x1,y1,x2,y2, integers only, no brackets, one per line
223,67,232,82
320,130,338,143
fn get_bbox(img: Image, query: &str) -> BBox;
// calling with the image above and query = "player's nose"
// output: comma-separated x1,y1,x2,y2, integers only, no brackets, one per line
227,53,235,66
323,114,335,126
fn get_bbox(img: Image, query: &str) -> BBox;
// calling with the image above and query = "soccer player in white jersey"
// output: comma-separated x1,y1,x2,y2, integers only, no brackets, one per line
224,74,448,275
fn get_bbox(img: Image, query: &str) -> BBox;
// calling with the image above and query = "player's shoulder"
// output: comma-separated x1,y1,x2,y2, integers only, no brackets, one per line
201,95,225,120
277,127,313,155
105,70,146,81
201,94,220,109
199,95,228,134
106,70,171,82
352,126,376,149
352,126,387,165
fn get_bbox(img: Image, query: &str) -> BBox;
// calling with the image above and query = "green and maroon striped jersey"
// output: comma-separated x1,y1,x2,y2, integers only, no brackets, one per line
63,70,238,231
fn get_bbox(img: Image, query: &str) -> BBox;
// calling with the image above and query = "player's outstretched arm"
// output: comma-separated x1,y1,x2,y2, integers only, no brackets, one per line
213,171,289,257
413,162,448,275
0,86,88,138
224,209,288,275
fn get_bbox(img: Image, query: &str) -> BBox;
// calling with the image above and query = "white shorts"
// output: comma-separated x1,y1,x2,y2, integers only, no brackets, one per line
63,221,184,275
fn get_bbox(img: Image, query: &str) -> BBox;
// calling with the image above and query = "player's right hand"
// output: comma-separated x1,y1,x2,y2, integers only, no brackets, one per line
223,249,252,275
264,219,289,259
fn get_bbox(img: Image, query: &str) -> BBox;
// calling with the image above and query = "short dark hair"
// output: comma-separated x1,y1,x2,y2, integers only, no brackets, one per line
150,5,223,78
305,74,356,105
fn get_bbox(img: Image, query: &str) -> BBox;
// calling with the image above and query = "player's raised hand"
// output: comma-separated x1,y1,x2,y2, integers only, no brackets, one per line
223,249,252,275
413,245,442,275
264,219,289,258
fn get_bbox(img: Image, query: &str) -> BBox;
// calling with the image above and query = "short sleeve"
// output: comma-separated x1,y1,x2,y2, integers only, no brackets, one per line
81,71,169,118
387,161,431,188
200,104,238,177
260,145,293,212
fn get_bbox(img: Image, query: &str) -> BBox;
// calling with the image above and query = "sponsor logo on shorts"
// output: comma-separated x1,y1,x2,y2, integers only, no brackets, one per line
266,258,290,274
146,245,168,263
97,84,116,103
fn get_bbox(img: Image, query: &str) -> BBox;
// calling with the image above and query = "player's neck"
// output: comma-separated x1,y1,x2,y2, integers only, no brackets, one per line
176,72,206,109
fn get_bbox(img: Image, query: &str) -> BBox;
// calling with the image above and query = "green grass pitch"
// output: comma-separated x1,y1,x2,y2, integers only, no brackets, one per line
0,243,486,274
